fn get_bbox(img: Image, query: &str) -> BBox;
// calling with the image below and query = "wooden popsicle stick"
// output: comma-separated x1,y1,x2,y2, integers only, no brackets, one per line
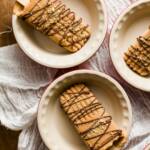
17,0,30,6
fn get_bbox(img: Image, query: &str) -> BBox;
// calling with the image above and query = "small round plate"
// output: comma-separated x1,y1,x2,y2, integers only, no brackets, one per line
38,70,132,150
12,0,107,68
109,0,150,91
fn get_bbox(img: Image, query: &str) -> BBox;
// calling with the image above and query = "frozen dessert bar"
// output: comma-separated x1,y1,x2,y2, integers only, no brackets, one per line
60,84,127,150
13,0,91,52
124,26,150,76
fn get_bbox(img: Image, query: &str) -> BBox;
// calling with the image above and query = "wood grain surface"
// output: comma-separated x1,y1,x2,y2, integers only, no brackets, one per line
0,0,19,150
0,0,16,46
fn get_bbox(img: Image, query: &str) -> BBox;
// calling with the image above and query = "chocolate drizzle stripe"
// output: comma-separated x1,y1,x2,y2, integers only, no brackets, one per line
81,116,112,136
64,96,95,110
23,0,45,18
127,46,149,67
124,33,150,76
60,84,122,149
21,0,90,51
62,85,86,106
138,36,150,51
95,130,122,150
69,102,101,123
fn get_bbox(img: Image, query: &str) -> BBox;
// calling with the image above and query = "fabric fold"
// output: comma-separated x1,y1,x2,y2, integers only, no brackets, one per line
0,44,57,130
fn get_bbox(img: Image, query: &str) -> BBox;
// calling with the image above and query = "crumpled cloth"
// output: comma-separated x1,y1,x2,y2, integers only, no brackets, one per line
0,0,150,150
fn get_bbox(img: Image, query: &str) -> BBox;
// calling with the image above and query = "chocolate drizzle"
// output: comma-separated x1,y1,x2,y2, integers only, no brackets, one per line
60,84,123,150
21,0,90,52
124,31,150,76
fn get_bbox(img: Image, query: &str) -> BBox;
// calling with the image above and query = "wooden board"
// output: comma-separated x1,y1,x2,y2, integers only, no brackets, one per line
0,125,19,150
0,0,16,46
0,0,19,150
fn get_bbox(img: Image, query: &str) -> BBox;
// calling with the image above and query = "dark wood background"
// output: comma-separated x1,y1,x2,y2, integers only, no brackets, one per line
0,0,19,150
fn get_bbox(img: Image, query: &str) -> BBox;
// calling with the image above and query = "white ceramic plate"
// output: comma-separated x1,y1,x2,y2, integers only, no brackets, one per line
12,0,107,68
110,0,150,92
38,70,132,150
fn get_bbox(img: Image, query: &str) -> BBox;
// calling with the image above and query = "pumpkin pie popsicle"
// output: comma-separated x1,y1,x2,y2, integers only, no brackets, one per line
124,26,150,77
13,0,91,52
60,84,127,150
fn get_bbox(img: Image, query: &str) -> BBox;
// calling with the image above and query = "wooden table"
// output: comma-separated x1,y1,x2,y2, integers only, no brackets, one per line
0,0,19,150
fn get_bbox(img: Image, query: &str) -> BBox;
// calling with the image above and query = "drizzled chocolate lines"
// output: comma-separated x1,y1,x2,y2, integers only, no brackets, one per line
128,46,149,67
21,0,90,51
60,84,122,149
137,36,150,52
124,32,150,76
95,130,122,150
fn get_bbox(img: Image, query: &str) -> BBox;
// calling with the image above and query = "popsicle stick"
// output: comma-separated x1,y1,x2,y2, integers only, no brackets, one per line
17,0,29,6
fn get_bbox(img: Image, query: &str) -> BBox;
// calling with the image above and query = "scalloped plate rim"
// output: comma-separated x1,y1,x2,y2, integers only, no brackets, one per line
37,70,133,150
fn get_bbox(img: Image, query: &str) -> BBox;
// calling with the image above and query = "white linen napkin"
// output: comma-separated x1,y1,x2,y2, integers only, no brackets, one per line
0,0,150,150
0,44,57,130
